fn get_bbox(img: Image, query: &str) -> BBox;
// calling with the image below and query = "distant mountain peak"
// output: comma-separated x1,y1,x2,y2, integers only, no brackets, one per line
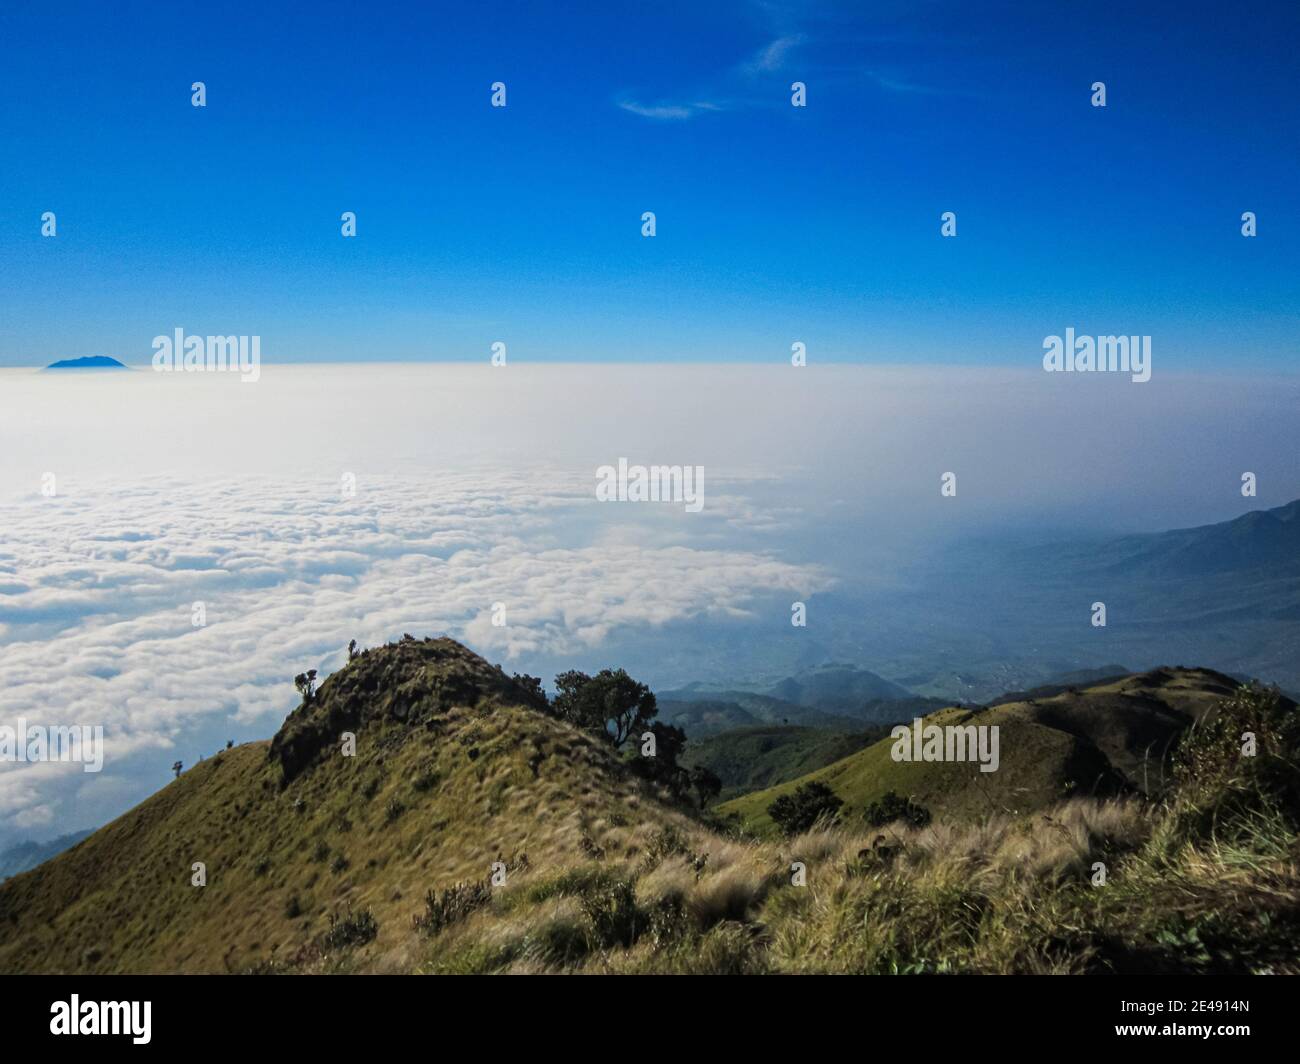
44,355,128,370
767,663,911,708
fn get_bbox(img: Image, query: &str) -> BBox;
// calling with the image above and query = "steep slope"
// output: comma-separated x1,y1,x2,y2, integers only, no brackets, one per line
718,667,1259,833
0,638,697,974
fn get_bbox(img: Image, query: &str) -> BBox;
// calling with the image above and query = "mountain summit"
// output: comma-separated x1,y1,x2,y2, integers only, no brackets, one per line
270,636,547,783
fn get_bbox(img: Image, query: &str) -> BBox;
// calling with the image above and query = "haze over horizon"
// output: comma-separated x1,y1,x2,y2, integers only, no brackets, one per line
3,363,1299,851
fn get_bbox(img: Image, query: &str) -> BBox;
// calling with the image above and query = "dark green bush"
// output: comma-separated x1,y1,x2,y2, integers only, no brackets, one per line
865,791,932,829
580,878,641,948
321,907,378,950
768,781,843,835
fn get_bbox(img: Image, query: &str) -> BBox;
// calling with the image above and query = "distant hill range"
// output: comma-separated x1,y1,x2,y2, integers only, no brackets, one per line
837,496,1300,703
44,355,127,370
659,663,943,737
1098,500,1300,578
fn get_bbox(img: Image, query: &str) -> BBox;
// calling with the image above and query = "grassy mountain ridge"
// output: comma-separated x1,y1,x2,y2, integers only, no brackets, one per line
0,639,700,973
3,641,1297,975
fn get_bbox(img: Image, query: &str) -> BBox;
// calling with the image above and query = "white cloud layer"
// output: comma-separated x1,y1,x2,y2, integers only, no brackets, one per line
0,467,828,839
1,362,1297,845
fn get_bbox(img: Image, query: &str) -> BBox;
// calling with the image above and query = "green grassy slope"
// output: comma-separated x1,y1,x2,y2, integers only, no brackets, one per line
717,667,1243,833
681,725,889,801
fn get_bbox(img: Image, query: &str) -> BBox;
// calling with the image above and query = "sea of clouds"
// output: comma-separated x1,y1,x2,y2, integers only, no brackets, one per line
0,466,830,841
1,363,1297,844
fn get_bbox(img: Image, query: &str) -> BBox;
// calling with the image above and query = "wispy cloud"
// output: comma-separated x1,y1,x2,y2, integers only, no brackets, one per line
616,99,723,121
739,33,805,76
616,3,971,121
617,31,803,121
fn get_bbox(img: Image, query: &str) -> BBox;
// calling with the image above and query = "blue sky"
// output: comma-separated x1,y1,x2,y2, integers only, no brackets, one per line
1,0,1296,367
